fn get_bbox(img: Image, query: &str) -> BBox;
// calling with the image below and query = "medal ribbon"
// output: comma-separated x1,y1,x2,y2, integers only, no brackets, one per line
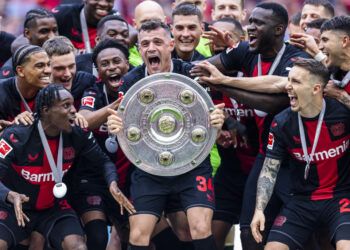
80,8,92,53
37,120,63,184
298,99,326,180
330,71,350,88
254,44,286,116
15,79,32,112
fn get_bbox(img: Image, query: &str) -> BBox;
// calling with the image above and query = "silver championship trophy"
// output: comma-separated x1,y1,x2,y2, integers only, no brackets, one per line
116,73,217,176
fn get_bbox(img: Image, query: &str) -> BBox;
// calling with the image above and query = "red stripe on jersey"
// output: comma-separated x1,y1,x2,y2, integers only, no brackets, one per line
115,148,131,188
12,138,73,210
288,120,350,200
70,27,97,52
252,61,272,154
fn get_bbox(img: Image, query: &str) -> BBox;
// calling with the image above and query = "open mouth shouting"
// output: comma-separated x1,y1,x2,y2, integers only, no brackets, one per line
108,73,122,88
147,54,161,72
248,33,258,48
288,93,298,108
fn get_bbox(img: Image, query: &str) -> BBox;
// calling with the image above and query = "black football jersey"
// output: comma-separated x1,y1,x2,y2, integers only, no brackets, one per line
0,120,117,210
266,98,350,200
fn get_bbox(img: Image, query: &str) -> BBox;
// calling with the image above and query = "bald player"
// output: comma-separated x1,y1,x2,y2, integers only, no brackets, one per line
133,1,167,30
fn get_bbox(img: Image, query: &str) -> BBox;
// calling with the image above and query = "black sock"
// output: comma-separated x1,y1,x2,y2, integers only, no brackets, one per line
128,243,149,250
192,235,218,250
224,246,234,250
151,227,182,250
179,240,195,250
84,219,108,250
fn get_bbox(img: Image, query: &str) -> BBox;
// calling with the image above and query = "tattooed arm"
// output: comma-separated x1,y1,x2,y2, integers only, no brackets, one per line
324,81,350,110
250,157,282,243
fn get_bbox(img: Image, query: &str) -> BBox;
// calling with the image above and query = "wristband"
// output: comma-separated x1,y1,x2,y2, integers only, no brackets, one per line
314,51,326,62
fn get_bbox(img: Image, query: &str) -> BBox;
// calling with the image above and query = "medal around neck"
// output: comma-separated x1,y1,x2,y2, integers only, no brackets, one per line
105,136,118,153
53,182,67,198
116,73,217,176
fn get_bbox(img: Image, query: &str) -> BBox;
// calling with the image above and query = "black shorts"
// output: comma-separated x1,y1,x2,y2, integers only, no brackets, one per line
69,179,128,227
240,153,292,229
130,157,215,218
0,199,83,249
268,195,350,249
213,153,247,224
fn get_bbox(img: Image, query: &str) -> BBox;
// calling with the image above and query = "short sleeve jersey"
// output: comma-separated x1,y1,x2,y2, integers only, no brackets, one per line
266,98,350,200
79,81,132,188
52,4,116,54
0,77,36,121
220,41,312,154
0,121,117,210
71,71,97,110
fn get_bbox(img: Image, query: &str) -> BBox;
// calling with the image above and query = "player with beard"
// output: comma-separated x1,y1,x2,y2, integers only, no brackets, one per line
0,8,58,80
193,3,310,249
0,84,134,250
207,17,258,250
70,39,131,250
251,58,350,250
116,20,225,250
52,0,115,54
76,14,140,76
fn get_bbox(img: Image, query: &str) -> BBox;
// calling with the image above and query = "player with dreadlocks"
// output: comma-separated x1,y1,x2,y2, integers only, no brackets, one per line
0,84,134,250
0,8,58,79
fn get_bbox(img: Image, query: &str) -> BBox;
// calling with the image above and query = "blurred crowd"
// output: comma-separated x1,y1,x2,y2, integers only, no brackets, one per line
1,0,350,35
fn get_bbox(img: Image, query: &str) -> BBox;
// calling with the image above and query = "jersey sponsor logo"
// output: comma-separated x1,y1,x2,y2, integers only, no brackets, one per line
226,42,240,54
267,133,274,150
274,216,286,226
292,139,350,162
0,139,12,159
63,147,75,160
21,167,70,183
86,195,102,206
2,70,9,76
0,211,7,220
224,107,254,118
28,154,39,162
51,8,59,13
331,123,345,137
82,96,95,108
10,134,18,143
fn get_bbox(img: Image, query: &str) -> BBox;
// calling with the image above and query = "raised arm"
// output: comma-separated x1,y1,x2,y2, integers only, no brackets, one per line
212,85,289,114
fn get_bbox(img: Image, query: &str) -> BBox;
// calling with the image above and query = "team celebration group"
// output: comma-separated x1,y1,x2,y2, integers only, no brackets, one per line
0,0,349,249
